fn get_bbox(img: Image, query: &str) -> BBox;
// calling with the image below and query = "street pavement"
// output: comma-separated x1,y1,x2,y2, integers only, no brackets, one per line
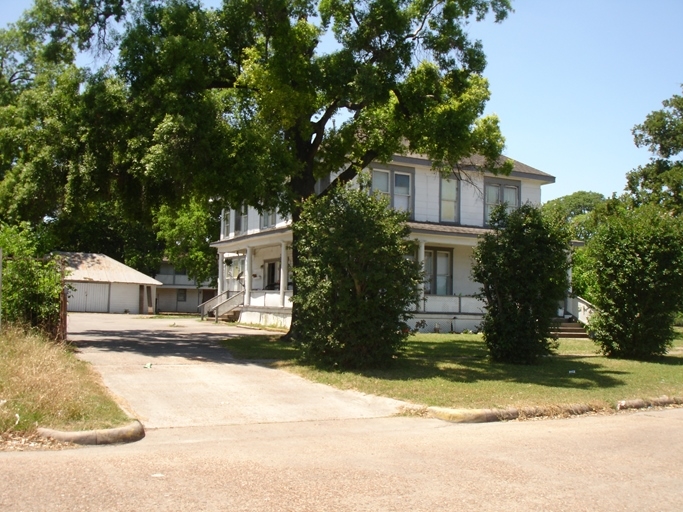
1,313,682,511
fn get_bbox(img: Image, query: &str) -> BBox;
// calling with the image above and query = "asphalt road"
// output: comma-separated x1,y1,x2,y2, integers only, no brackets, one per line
1,313,682,511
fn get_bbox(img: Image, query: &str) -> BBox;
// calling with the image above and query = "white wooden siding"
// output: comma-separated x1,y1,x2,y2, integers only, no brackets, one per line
157,288,202,313
423,171,441,222
109,283,146,314
521,180,542,205
156,288,176,312
453,246,479,296
460,178,484,226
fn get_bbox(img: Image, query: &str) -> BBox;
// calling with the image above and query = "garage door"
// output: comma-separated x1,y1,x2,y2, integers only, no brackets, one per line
68,282,111,312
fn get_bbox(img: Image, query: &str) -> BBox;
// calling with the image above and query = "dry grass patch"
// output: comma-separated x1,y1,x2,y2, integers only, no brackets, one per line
0,325,130,434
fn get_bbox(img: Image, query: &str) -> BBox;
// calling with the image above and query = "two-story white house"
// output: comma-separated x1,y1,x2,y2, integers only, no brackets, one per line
206,152,555,331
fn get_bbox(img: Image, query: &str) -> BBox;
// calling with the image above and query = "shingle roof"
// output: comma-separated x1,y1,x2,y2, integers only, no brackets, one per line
407,222,491,238
57,252,162,286
394,152,555,182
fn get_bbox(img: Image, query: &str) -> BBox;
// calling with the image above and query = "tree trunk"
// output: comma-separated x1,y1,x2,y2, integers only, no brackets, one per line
280,164,317,341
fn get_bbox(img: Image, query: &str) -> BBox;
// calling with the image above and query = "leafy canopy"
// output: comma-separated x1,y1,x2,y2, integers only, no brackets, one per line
584,203,683,359
627,86,683,214
0,0,512,322
472,203,571,364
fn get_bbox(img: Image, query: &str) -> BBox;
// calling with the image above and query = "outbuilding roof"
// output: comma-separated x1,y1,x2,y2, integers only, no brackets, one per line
57,252,162,286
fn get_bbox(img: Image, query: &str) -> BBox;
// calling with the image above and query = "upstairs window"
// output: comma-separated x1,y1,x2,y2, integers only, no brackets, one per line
440,177,459,223
372,170,390,202
371,168,413,214
485,180,520,224
260,210,277,229
393,173,411,212
221,209,230,239
234,203,248,235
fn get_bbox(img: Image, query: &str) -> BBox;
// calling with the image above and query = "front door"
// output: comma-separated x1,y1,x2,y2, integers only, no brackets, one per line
265,260,280,289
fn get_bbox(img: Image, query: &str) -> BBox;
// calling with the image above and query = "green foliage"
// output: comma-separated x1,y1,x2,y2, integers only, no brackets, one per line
1,0,514,337
40,201,163,276
569,247,593,302
584,204,683,359
292,182,421,369
154,196,221,285
472,204,571,364
542,190,606,242
627,86,683,215
0,223,62,335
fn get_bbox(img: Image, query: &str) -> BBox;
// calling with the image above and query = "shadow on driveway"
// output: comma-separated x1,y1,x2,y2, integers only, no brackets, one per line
71,329,241,364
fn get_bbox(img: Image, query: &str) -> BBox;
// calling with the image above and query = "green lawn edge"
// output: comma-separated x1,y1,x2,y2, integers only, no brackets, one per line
220,332,683,411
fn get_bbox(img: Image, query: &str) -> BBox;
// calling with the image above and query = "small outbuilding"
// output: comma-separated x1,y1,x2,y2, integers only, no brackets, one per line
60,252,162,314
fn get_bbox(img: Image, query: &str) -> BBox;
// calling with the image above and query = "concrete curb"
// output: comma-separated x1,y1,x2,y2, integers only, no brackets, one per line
36,420,145,446
616,395,683,411
424,396,683,424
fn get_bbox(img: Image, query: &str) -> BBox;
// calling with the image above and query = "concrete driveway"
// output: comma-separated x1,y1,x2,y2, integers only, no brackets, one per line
68,313,408,429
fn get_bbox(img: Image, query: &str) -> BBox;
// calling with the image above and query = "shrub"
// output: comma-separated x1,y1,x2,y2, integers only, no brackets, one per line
471,204,570,364
292,181,421,369
0,223,63,335
585,204,683,358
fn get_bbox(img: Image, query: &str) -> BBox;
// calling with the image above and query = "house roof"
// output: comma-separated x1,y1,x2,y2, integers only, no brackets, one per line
57,252,162,286
394,153,555,183
407,222,491,238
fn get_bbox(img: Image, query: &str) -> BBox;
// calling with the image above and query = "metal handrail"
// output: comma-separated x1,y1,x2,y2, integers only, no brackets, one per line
198,290,231,320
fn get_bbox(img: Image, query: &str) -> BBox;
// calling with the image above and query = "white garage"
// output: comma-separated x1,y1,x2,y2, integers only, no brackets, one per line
60,253,162,314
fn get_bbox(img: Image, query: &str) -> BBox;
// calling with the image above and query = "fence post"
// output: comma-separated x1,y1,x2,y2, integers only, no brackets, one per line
0,247,3,332
59,259,67,341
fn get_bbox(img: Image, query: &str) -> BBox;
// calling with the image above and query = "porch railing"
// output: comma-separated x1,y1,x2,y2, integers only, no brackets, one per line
198,290,229,319
248,290,293,308
412,294,485,314
197,290,244,320
211,291,245,322
575,296,595,324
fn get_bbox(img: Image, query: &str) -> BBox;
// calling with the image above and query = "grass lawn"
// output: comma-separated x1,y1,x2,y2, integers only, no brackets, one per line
221,331,683,411
0,326,130,434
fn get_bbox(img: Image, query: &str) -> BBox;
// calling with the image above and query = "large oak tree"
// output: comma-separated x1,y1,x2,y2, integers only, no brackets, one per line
1,0,513,329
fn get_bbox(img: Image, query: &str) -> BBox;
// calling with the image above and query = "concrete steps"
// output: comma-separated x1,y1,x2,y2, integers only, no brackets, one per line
552,318,590,339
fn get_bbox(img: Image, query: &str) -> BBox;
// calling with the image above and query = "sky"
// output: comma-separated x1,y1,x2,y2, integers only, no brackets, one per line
2,0,682,202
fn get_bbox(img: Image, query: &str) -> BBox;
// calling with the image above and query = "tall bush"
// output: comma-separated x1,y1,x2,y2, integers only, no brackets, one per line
472,204,570,364
0,223,63,335
585,204,683,358
292,182,421,369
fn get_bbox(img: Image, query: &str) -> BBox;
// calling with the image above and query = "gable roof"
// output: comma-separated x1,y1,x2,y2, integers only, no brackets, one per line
57,252,162,286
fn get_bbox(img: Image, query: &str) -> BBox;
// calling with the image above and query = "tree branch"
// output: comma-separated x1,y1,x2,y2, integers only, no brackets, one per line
390,87,411,118
324,149,379,194
310,99,340,155
406,0,443,40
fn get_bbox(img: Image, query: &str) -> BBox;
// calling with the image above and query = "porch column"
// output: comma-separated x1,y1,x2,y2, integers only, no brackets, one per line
279,242,288,307
417,239,426,311
217,253,224,295
565,255,573,315
245,246,253,306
